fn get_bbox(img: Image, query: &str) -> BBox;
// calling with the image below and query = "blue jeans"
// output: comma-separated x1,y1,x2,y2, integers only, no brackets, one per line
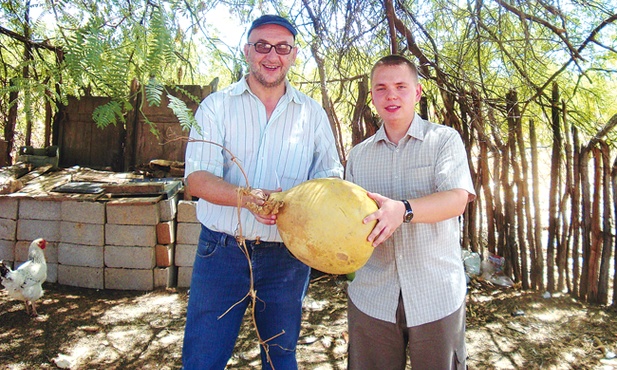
182,226,311,370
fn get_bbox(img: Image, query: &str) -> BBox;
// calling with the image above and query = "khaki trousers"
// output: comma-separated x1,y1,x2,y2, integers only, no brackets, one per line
348,295,467,370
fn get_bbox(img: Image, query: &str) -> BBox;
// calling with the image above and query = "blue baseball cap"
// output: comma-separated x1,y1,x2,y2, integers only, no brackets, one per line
248,14,297,39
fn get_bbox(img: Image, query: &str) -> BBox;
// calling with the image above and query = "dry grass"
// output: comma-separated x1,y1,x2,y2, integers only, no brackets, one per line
1,274,616,369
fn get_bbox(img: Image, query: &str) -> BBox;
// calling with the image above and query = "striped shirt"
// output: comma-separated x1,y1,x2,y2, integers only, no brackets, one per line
185,77,343,242
345,114,476,326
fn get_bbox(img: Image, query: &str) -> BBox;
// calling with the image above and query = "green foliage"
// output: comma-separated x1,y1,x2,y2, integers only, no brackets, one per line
145,78,164,107
167,94,198,132
92,100,126,128
1,0,616,151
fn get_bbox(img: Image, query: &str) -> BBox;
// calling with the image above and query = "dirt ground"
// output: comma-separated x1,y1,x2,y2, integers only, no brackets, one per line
1,273,617,370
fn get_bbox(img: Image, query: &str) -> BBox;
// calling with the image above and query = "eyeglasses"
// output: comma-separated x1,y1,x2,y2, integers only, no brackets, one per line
247,42,295,55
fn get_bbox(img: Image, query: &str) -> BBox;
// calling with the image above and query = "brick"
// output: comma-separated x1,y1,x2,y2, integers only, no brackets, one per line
105,268,153,290
46,263,58,283
159,194,178,222
177,201,198,223
105,245,155,269
105,224,157,247
60,221,104,246
156,221,176,244
106,198,160,225
176,222,201,245
17,219,61,242
0,197,19,219
175,244,197,267
0,239,14,260
18,198,61,220
58,264,104,289
177,266,193,288
61,200,105,224
155,244,174,267
0,218,17,240
58,243,104,267
153,266,177,289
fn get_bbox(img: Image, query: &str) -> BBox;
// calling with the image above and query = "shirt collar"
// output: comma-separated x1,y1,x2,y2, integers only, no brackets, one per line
375,113,427,144
231,76,305,104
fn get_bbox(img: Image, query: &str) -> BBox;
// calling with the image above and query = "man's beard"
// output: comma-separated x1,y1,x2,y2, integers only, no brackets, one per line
250,65,288,88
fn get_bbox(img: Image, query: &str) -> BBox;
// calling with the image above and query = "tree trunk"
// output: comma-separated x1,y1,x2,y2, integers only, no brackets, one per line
570,127,581,297
23,1,33,146
507,89,526,286
546,82,562,292
351,76,371,147
529,119,544,290
2,80,19,167
579,147,591,300
557,100,571,292
611,158,617,306
587,147,603,303
597,142,611,304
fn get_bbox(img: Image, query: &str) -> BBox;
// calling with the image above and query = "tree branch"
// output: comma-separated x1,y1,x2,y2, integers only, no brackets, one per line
0,25,61,53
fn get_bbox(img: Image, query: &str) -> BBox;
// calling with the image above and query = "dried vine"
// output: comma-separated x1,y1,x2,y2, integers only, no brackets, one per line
165,132,285,369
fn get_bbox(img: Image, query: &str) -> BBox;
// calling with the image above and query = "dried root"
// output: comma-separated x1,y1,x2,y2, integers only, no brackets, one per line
240,188,284,215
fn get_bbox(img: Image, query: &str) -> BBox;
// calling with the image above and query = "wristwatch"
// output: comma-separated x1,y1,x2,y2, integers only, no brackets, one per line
401,199,414,223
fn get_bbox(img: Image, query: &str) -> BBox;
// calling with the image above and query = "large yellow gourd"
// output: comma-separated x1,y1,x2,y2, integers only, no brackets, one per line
268,178,377,275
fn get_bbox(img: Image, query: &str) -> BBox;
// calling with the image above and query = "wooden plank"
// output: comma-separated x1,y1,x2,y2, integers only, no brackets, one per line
102,182,165,194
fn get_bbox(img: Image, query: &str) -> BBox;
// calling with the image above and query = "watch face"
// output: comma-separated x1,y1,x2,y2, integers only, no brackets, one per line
404,210,413,222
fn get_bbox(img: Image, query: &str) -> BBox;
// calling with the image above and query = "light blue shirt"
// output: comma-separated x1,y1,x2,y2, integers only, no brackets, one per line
185,77,343,242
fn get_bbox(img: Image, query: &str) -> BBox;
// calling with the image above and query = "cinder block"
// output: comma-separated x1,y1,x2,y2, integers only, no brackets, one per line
18,198,61,220
45,241,58,264
46,262,58,283
0,197,19,219
177,266,193,288
58,264,104,289
17,219,61,242
61,200,105,224
0,239,14,260
60,221,104,246
105,224,157,247
106,198,160,225
156,221,176,244
159,194,178,222
154,266,177,288
15,240,59,264
105,268,154,291
105,245,155,269
155,244,174,267
0,218,17,240
176,222,201,244
58,243,104,267
177,201,198,223
175,244,197,267
15,240,58,264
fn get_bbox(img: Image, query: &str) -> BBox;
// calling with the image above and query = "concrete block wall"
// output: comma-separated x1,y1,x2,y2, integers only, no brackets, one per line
15,198,60,284
176,200,199,288
58,199,105,289
0,197,18,263
155,194,179,289
0,193,200,291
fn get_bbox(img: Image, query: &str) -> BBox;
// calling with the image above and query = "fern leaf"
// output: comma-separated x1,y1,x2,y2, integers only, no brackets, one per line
145,78,164,107
92,100,125,128
167,94,197,132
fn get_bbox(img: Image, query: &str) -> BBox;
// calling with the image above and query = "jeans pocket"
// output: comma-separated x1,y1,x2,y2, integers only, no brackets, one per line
196,240,218,258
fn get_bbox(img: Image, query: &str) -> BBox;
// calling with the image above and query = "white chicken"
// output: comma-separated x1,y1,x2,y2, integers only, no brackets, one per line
0,238,47,316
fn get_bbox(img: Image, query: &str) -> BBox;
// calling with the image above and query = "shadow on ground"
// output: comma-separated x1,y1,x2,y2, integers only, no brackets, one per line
1,275,616,369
